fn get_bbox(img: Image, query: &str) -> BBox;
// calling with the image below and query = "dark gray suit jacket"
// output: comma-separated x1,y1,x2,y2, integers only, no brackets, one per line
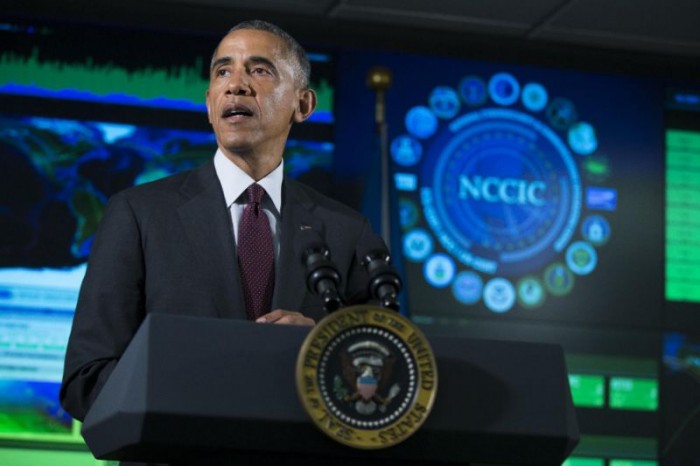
60,160,375,422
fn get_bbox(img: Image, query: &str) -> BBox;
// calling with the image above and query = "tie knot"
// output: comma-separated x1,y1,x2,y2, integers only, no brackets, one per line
246,183,265,204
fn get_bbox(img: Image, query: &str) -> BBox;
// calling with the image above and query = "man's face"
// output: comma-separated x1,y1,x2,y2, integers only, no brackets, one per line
206,29,309,160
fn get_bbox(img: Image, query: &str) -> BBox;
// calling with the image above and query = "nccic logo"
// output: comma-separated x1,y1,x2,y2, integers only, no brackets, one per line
458,175,547,206
393,72,617,313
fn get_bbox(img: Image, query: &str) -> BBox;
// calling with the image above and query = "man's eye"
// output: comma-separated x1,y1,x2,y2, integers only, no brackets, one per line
252,67,271,75
217,68,230,77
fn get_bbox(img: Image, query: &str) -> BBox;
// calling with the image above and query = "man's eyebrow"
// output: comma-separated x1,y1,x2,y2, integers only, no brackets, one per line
248,56,278,74
210,56,232,72
210,55,279,74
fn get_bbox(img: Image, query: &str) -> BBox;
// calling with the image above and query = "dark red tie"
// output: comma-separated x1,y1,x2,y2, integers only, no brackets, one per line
237,183,275,320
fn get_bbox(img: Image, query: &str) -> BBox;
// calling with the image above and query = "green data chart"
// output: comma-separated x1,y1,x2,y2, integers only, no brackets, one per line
609,460,658,466
568,374,605,408
608,377,658,411
666,129,700,302
562,457,605,466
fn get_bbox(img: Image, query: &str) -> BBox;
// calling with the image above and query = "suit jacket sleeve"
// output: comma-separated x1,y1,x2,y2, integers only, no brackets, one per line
60,191,146,421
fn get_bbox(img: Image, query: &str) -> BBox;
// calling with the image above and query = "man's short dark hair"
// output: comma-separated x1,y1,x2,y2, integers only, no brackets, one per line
211,19,311,89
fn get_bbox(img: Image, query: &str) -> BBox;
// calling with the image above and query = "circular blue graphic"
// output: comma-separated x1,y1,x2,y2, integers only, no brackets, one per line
565,241,597,275
568,122,598,155
522,83,548,112
405,106,438,139
398,71,615,312
459,76,487,107
399,198,420,229
423,253,455,287
581,215,611,246
488,73,520,106
516,276,546,308
429,86,461,119
403,229,434,262
421,108,582,276
546,98,577,130
483,277,516,313
391,135,423,166
451,271,483,305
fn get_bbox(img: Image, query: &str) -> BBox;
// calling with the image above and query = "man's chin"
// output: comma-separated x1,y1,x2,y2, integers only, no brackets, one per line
218,138,256,156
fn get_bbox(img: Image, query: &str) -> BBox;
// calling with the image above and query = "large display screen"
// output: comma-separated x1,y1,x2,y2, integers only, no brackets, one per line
666,129,700,303
0,19,337,459
334,49,683,464
0,114,333,444
339,52,665,327
662,332,700,465
0,21,334,122
664,96,700,334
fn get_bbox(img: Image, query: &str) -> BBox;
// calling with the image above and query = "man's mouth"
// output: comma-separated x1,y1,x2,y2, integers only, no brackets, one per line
222,104,254,119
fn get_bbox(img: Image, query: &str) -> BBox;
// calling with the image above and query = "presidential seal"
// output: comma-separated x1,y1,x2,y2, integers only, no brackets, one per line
296,305,437,449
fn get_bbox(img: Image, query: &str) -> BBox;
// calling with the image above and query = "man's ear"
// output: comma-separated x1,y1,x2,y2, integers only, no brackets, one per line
293,88,317,123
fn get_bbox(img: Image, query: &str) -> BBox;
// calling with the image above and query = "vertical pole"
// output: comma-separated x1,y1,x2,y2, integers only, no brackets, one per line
366,66,393,249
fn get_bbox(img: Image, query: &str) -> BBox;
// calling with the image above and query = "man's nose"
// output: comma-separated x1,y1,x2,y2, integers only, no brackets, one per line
227,69,252,95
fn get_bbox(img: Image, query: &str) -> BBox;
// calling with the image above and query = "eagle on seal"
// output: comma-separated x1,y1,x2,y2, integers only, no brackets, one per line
337,340,401,415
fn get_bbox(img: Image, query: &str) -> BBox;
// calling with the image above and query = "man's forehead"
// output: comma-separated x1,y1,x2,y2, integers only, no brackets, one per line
215,29,286,59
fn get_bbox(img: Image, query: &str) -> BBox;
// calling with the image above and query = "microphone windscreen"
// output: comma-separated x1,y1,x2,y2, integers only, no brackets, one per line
356,233,390,264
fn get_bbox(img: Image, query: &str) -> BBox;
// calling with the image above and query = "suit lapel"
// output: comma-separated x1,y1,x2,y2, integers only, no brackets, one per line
273,179,321,312
176,162,247,319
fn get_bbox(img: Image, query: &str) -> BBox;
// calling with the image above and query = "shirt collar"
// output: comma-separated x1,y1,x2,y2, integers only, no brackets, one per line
214,149,283,214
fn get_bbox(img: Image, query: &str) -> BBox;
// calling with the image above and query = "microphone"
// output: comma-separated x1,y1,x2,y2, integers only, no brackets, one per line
357,234,402,311
295,227,344,312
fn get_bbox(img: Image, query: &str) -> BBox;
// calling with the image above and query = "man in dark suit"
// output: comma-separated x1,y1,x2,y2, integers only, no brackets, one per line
60,20,379,422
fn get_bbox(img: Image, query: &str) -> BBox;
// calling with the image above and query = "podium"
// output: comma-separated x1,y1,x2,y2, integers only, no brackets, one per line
82,313,579,465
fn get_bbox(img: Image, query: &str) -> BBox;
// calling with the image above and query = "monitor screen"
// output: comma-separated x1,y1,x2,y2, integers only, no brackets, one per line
661,332,700,465
569,374,606,408
608,377,659,411
0,18,338,450
0,113,334,443
338,49,665,328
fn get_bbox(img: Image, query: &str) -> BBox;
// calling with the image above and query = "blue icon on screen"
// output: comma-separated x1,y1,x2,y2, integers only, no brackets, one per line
423,253,455,288
568,122,598,155
586,187,617,211
399,198,419,229
405,106,438,139
581,215,611,246
522,82,548,112
459,76,487,107
390,135,422,167
429,86,461,119
544,263,574,296
517,276,546,308
546,98,578,130
566,241,598,275
403,229,434,262
451,271,483,305
488,72,520,106
394,173,418,191
483,277,516,313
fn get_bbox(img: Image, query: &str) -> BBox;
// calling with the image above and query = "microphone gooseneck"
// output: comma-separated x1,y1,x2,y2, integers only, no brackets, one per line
295,227,344,313
357,234,402,311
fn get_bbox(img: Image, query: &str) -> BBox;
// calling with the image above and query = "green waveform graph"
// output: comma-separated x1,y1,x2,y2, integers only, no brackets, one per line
0,47,334,122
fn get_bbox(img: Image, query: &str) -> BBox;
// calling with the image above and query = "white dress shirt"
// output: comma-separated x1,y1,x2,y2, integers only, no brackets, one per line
213,149,283,260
